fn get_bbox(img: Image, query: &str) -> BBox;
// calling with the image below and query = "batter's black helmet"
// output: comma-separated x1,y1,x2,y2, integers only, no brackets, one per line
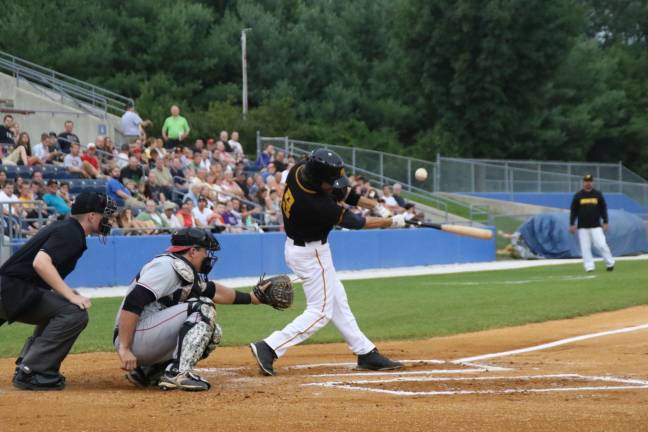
303,148,346,186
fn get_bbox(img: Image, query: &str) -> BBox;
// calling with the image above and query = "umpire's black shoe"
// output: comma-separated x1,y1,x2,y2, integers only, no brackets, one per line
13,366,66,391
357,349,403,371
606,265,615,272
250,341,277,376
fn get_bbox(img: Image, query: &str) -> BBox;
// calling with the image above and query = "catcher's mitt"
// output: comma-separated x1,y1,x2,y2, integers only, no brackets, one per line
253,274,293,310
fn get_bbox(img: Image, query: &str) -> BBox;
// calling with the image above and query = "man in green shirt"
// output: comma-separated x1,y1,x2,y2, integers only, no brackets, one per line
161,105,190,150
135,200,167,228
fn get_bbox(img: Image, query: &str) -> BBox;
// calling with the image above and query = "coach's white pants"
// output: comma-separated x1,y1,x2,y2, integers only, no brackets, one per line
578,227,615,271
265,239,374,358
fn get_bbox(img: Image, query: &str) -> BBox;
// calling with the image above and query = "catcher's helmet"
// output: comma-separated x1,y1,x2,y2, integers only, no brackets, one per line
303,148,346,187
167,228,220,274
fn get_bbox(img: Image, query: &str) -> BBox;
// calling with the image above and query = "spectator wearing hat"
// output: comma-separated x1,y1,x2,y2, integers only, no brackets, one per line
569,174,615,272
81,143,101,174
160,201,181,228
43,180,70,216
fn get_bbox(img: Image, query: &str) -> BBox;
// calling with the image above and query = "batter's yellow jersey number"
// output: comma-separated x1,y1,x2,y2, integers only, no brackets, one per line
282,187,295,219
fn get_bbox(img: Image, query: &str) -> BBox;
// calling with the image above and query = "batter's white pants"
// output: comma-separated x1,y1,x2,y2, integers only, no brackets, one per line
265,239,375,358
577,227,615,272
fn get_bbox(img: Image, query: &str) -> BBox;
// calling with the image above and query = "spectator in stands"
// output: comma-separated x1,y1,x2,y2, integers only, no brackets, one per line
176,199,195,228
31,177,45,200
46,132,63,162
0,181,20,216
120,156,146,184
160,201,178,227
116,207,152,235
107,166,143,209
43,180,70,216
161,105,190,150
214,141,235,168
392,183,407,207
235,171,249,197
188,151,206,172
382,185,403,213
170,157,187,188
0,170,6,189
220,170,244,198
217,130,230,152
256,144,274,169
136,199,167,228
194,139,206,153
64,142,99,179
58,181,72,205
116,143,130,169
150,157,173,198
32,133,53,165
14,132,42,166
81,143,102,175
264,189,281,228
192,196,213,228
121,102,152,144
0,114,16,146
58,120,80,154
1,137,29,167
261,163,277,182
274,151,287,172
228,131,244,160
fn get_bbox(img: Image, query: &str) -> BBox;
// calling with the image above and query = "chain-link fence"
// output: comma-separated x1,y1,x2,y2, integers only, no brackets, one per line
257,134,648,214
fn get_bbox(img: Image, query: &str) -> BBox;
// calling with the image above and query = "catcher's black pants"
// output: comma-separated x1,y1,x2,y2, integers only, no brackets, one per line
0,289,88,374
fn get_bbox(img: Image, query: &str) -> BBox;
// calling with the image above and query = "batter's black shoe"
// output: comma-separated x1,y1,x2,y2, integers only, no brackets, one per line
357,349,403,371
250,341,276,376
13,366,66,391
606,265,615,272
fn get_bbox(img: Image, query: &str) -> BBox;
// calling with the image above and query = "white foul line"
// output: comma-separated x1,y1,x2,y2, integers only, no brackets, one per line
304,374,648,396
455,322,648,363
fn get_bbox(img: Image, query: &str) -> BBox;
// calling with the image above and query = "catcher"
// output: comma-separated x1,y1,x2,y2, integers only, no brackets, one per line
113,228,292,391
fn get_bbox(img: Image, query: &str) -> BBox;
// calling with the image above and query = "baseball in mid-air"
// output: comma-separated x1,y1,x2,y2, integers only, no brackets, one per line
415,167,428,182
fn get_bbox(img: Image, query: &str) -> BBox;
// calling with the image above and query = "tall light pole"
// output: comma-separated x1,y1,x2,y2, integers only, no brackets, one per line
241,28,252,119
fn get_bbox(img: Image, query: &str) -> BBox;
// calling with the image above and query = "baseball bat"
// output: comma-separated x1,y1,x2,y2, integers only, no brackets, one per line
406,220,493,240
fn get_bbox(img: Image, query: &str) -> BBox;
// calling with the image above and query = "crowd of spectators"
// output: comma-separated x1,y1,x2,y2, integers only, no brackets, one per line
0,105,422,238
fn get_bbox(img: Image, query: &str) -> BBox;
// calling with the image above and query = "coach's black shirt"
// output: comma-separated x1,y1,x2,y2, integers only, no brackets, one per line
281,163,345,242
570,189,608,228
0,218,86,320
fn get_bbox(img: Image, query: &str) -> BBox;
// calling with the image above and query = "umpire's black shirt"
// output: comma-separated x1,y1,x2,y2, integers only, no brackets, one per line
570,189,608,228
0,218,86,320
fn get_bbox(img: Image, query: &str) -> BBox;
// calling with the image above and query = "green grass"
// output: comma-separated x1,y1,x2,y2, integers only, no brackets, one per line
1,261,647,358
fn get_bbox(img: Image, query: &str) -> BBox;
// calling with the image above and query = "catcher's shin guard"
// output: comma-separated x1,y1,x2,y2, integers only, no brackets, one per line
171,297,218,373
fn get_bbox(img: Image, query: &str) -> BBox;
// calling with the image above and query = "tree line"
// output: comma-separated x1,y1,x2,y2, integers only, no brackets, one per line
2,0,648,177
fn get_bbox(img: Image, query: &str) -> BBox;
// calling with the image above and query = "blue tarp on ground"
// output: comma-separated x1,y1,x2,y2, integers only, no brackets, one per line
518,210,648,258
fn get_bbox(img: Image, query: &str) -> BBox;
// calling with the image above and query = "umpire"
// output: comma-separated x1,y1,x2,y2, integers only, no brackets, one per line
0,192,116,390
569,174,615,272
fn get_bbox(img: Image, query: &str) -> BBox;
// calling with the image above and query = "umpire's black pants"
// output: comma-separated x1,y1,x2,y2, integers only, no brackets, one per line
0,289,88,375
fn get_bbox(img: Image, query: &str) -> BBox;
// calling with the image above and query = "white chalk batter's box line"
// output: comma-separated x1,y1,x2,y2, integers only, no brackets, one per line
303,374,648,396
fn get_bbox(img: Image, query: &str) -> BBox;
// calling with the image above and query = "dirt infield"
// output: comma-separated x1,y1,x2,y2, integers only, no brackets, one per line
2,306,648,432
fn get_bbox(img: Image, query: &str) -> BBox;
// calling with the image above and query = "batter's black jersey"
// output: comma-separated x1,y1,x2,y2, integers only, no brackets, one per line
281,162,344,242
570,189,608,228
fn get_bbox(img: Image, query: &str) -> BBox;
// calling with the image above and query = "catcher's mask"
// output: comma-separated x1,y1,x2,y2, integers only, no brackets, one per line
71,192,117,242
302,148,347,194
168,228,221,275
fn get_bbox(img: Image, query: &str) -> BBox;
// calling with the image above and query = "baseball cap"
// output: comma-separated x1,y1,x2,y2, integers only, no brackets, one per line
207,138,215,145
163,201,177,211
47,179,59,186
71,192,110,215
583,174,593,181
87,142,96,149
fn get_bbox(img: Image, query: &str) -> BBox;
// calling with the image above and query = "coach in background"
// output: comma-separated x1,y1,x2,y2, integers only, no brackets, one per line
569,174,615,272
0,192,116,390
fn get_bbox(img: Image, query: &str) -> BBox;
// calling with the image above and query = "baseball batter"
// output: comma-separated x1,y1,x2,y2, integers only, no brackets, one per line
570,174,615,272
114,228,289,391
250,148,406,375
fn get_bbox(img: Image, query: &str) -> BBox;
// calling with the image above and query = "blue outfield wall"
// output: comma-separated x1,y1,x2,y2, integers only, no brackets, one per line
64,229,496,288
462,192,647,214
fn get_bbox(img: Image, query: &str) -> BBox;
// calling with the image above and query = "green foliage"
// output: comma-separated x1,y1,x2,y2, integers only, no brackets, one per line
1,0,648,177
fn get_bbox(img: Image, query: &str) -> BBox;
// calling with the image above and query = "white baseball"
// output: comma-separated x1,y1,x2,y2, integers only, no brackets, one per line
415,167,428,182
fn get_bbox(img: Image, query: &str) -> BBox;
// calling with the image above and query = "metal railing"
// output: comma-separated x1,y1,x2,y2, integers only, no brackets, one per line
0,50,133,116
257,134,648,215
